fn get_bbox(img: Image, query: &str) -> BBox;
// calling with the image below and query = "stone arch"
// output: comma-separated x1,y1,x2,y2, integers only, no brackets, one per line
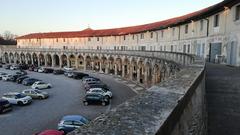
93,55,100,71
20,53,26,64
130,58,138,81
137,59,145,84
123,57,130,78
15,53,20,64
26,53,32,65
115,57,122,76
53,54,60,67
77,54,84,70
153,63,161,84
108,56,115,74
61,54,68,68
69,54,76,68
32,53,38,66
85,55,92,70
46,54,52,67
101,55,107,73
4,52,9,63
39,53,45,66
9,53,14,63
144,61,153,86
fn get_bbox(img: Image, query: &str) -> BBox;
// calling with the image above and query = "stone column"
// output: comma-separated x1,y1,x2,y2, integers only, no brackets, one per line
91,62,94,70
59,58,63,68
52,55,55,67
31,56,34,65
44,58,48,67
114,64,117,75
83,60,87,71
105,63,109,74
144,68,148,85
99,62,102,72
129,66,133,80
37,57,40,67
122,65,125,78
137,68,140,82
67,56,70,68
75,57,78,69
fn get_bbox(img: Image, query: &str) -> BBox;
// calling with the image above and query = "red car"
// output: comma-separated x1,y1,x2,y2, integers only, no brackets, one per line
35,130,64,135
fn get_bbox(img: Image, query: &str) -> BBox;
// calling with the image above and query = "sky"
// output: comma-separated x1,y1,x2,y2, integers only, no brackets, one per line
0,0,223,36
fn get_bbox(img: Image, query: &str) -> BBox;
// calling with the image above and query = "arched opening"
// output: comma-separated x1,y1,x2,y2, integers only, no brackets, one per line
69,54,76,68
131,58,137,81
20,53,26,64
145,62,152,86
115,57,122,76
26,53,32,65
101,56,107,73
53,54,60,67
9,53,14,63
32,53,38,66
4,52,9,63
108,56,114,74
85,56,92,70
61,54,67,68
46,54,52,67
93,56,100,72
138,60,145,84
77,55,84,70
123,58,130,78
15,53,20,64
39,54,45,66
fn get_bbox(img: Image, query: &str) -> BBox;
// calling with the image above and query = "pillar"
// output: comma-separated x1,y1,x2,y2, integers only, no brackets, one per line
144,68,148,85
45,58,47,67
114,64,117,75
75,57,78,69
129,66,133,80
67,56,70,68
122,65,125,78
137,68,140,82
99,62,102,72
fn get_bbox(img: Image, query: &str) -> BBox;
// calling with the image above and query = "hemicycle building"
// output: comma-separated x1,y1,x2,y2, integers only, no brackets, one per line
1,0,240,134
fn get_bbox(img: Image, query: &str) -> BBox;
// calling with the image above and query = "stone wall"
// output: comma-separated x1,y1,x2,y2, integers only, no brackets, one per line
69,58,206,135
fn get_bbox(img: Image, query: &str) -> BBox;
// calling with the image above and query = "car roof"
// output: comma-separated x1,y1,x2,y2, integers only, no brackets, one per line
89,88,103,91
62,115,88,122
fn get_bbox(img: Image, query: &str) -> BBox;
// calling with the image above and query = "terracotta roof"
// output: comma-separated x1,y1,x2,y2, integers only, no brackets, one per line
16,0,238,40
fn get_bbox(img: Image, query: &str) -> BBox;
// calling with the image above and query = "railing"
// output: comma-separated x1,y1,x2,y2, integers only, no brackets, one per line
3,48,195,66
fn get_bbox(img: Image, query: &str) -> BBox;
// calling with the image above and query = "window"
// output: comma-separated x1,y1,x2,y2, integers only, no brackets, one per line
185,25,188,34
214,14,219,27
235,5,240,20
161,31,164,38
200,20,204,31
132,35,135,40
150,32,153,38
140,33,144,39
56,38,58,42
97,37,99,41
88,38,91,41
63,38,66,42
123,35,126,40
172,28,175,36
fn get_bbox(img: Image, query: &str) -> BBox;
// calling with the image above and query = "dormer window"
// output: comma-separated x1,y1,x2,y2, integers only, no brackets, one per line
214,14,219,27
235,5,240,21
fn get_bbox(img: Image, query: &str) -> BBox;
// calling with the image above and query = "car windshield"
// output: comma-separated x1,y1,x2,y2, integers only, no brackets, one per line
34,90,42,94
16,94,26,99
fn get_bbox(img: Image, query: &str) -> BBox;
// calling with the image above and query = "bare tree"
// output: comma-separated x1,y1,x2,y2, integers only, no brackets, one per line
3,31,15,40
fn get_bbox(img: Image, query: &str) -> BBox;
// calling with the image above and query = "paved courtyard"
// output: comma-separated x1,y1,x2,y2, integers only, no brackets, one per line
0,68,136,135
206,63,240,135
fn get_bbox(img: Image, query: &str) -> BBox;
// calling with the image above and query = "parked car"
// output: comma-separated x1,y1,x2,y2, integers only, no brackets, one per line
2,74,12,81
0,99,12,114
18,64,29,70
83,93,110,106
0,72,7,80
58,115,89,134
9,74,23,82
16,70,27,76
16,76,29,84
22,78,41,86
33,67,39,72
10,65,19,70
87,88,112,99
53,69,64,75
82,77,101,85
67,72,74,78
43,68,54,73
38,67,45,73
3,65,11,69
31,81,52,89
84,81,102,90
0,64,2,68
2,92,32,105
72,72,89,80
86,83,110,91
35,130,64,135
28,65,36,71
22,89,49,99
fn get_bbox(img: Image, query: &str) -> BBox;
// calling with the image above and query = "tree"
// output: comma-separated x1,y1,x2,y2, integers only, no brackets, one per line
3,31,15,40
0,31,17,45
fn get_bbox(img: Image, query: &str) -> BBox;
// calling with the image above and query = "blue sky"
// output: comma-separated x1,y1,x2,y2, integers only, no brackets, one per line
0,0,223,36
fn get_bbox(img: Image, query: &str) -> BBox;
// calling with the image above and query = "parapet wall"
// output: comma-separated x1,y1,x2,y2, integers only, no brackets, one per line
69,58,206,135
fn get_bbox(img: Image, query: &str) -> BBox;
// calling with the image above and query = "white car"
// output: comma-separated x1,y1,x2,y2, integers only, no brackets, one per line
22,89,49,99
2,92,32,105
0,72,7,80
38,67,45,73
10,65,19,70
31,81,52,89
2,74,12,81
87,88,112,98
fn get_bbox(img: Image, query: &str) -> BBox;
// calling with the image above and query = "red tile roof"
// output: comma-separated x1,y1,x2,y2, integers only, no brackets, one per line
16,0,238,39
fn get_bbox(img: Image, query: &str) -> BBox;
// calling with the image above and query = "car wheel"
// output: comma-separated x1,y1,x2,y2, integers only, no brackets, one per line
84,101,88,106
38,96,43,99
17,101,23,105
105,95,110,99
47,85,51,88
102,101,106,106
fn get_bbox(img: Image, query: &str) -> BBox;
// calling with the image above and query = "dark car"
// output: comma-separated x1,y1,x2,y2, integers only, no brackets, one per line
16,70,27,76
28,65,36,71
22,78,41,86
53,69,64,75
16,76,29,84
10,74,23,82
3,65,10,70
58,115,89,134
87,83,110,91
72,72,89,79
84,81,102,91
0,99,12,114
44,68,54,73
19,64,29,70
83,93,110,106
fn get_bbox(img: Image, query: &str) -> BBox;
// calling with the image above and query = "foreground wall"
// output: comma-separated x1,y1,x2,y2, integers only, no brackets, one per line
69,58,206,135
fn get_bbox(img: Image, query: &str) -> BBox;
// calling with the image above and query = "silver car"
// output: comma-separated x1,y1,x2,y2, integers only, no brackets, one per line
22,89,49,99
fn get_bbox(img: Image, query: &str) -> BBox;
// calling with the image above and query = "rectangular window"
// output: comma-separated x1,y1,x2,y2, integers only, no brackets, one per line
161,31,164,38
185,25,188,34
150,32,153,38
214,14,219,27
140,33,144,39
88,37,91,41
236,5,240,20
56,39,58,42
123,35,126,40
63,38,66,42
172,28,175,36
132,35,135,40
200,20,204,31
97,37,99,41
